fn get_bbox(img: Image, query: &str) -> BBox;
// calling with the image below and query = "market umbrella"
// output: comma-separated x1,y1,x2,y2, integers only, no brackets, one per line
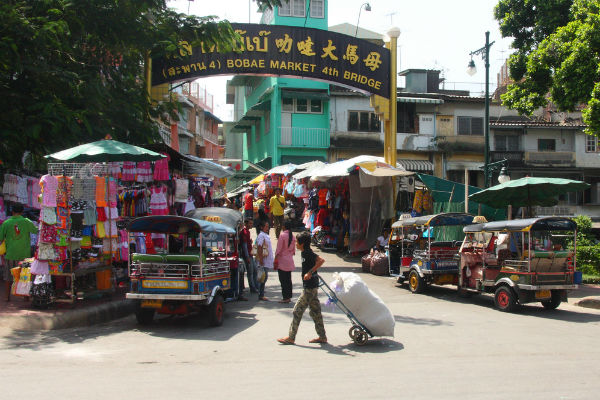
354,160,413,177
468,177,590,209
248,174,265,185
45,139,165,162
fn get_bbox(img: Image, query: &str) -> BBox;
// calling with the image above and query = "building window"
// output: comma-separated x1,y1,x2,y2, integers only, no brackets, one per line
457,116,484,135
296,98,308,112
279,0,305,17
310,99,322,113
282,98,294,112
538,138,556,152
310,0,324,18
397,103,416,133
586,135,599,152
348,111,381,132
282,98,323,114
494,134,520,151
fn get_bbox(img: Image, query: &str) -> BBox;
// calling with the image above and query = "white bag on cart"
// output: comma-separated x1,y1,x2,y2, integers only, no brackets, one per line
329,272,395,337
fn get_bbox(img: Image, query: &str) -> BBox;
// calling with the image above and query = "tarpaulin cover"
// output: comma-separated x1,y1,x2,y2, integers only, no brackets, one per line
127,216,235,234
417,174,506,221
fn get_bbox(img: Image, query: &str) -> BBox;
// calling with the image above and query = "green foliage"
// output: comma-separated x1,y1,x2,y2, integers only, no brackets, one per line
0,0,280,170
494,0,600,135
573,215,595,246
576,245,600,275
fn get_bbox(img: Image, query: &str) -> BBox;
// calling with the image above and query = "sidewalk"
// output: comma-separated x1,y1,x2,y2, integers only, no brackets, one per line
0,283,134,331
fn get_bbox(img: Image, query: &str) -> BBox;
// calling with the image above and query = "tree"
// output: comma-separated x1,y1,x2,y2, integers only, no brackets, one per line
0,0,278,170
494,0,600,134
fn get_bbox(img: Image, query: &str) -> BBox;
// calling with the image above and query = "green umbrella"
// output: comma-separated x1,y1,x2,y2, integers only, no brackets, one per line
45,139,165,162
468,177,590,209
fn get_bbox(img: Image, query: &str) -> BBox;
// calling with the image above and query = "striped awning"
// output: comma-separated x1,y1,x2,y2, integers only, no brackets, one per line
397,97,443,104
397,159,434,171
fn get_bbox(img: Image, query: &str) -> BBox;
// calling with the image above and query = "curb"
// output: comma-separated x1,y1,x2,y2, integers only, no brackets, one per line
574,297,600,310
0,299,135,331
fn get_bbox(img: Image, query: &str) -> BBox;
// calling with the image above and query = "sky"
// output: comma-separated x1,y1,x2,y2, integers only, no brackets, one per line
169,0,514,121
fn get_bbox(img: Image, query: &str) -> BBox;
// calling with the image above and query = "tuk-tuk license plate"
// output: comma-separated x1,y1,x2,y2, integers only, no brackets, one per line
535,290,551,300
141,300,163,308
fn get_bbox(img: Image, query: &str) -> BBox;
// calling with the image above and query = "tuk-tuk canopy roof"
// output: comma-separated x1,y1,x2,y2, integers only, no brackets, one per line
463,217,577,233
126,215,235,234
184,207,243,229
393,213,474,228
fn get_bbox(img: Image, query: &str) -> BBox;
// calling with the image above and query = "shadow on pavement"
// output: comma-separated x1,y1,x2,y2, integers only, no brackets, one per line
283,338,403,356
0,319,131,350
398,282,600,323
394,314,452,326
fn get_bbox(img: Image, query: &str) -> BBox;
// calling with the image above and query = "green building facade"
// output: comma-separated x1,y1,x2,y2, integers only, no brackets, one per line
228,0,331,170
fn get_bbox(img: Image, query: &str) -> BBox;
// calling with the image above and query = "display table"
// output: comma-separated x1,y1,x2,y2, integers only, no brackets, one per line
52,263,114,303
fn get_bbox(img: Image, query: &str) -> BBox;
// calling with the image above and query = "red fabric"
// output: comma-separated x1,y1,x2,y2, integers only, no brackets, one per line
96,207,107,222
244,192,254,210
318,189,328,207
316,208,329,227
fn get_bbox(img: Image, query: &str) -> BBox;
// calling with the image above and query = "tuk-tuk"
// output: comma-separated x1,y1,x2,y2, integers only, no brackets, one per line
185,207,245,299
459,217,579,312
388,216,420,276
396,213,474,293
125,215,235,325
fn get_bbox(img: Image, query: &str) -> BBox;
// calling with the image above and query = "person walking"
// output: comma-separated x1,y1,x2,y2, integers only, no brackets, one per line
274,221,295,303
0,204,38,301
277,231,327,345
240,219,258,294
255,220,274,301
269,188,285,238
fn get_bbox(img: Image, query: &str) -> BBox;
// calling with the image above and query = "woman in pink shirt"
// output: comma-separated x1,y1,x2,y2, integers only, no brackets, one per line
274,221,296,303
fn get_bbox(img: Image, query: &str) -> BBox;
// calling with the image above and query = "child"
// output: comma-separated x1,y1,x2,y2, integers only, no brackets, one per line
277,231,327,345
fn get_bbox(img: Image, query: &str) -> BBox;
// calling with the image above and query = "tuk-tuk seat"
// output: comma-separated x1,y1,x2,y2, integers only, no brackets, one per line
131,253,165,263
164,254,201,264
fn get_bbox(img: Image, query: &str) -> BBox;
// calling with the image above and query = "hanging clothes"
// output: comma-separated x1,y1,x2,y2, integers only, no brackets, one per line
136,161,153,183
95,176,107,207
153,153,170,181
122,161,136,181
175,178,189,203
39,175,58,207
149,186,169,215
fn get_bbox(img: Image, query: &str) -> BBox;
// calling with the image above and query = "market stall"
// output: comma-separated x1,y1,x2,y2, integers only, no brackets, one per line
309,156,412,253
10,139,166,305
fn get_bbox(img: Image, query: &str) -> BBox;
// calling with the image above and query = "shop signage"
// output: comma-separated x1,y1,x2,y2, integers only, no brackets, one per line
152,23,391,98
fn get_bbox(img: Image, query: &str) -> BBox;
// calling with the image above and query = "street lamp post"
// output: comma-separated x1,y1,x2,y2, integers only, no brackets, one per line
467,31,495,188
355,3,372,37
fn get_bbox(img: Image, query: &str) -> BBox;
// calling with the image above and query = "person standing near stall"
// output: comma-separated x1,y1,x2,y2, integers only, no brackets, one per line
240,219,258,293
274,221,295,303
0,204,38,301
243,190,254,220
269,188,285,238
256,220,273,301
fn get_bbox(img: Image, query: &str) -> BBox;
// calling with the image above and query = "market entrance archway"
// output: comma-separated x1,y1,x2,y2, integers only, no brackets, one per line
151,23,391,98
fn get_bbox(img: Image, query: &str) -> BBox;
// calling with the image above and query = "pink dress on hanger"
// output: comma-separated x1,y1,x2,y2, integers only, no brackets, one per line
136,161,153,183
39,175,58,207
122,162,136,181
149,186,169,215
153,153,170,181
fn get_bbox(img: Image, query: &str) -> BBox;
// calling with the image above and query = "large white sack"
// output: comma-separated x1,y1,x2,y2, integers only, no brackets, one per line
329,272,395,337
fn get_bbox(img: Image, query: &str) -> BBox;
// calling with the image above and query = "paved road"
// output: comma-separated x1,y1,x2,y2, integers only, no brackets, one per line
1,247,599,399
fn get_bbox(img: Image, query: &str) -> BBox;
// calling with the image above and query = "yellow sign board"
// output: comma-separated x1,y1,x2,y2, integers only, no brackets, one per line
142,280,189,289
201,216,222,223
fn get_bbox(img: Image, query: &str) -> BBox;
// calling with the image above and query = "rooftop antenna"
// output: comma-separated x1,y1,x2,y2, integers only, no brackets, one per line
385,12,397,25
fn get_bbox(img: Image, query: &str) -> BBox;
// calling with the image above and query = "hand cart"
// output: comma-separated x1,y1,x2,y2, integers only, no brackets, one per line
318,275,373,346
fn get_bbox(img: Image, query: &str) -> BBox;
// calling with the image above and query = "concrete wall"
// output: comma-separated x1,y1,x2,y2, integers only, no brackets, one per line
329,95,374,132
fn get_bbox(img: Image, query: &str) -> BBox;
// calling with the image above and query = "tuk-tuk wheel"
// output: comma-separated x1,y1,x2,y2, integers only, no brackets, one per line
135,308,155,325
494,286,519,312
541,290,562,310
353,330,368,346
349,325,361,340
208,294,225,327
408,270,425,293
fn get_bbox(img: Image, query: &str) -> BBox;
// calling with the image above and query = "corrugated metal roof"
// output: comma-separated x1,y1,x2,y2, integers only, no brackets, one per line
490,121,586,128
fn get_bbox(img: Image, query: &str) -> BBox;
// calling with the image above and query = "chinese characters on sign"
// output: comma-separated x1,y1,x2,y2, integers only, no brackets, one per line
151,23,391,98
